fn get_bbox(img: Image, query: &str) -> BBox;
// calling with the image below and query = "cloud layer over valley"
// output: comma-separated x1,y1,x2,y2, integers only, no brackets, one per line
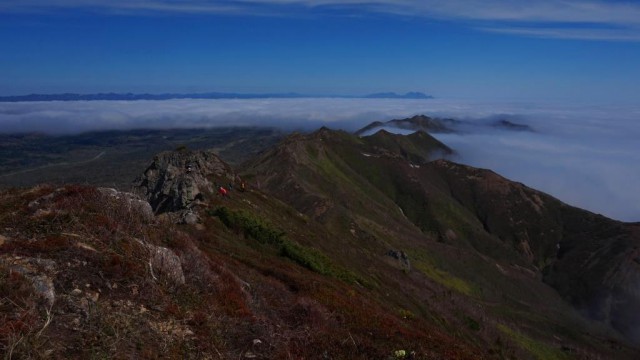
1,98,638,222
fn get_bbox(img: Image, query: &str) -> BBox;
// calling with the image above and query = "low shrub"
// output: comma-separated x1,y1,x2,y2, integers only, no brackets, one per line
209,207,284,245
280,240,330,274
209,207,361,284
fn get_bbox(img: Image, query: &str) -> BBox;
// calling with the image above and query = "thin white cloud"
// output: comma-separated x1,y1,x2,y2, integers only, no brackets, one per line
0,0,246,14
481,26,640,41
3,0,640,41
4,0,640,23
271,0,640,25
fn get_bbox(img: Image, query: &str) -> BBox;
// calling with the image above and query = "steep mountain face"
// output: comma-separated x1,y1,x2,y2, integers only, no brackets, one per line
545,217,640,343
422,160,640,343
243,127,640,354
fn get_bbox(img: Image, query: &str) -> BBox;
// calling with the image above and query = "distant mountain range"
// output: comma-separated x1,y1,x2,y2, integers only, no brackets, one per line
0,91,433,102
363,91,432,99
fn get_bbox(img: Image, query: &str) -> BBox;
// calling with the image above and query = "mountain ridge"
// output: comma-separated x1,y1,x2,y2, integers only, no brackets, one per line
355,114,535,136
1,126,638,359
243,127,640,348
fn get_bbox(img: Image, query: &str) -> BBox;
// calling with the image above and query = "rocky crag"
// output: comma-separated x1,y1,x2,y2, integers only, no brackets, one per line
133,148,236,223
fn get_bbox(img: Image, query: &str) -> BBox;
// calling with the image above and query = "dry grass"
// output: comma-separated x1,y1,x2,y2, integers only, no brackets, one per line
0,183,609,359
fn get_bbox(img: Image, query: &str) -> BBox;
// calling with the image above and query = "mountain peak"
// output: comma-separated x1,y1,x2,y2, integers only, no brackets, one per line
313,126,337,137
355,114,456,136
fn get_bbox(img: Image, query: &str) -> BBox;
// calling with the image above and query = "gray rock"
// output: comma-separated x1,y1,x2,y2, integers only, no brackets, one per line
180,210,200,225
133,149,235,214
0,256,57,307
98,187,154,222
136,240,186,286
27,189,60,210
385,249,411,271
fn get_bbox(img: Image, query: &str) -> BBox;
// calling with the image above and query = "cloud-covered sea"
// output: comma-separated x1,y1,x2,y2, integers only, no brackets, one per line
1,98,638,222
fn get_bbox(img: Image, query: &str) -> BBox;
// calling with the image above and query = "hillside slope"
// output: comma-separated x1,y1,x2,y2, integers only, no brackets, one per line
1,129,638,359
242,128,640,356
418,160,640,343
0,179,483,358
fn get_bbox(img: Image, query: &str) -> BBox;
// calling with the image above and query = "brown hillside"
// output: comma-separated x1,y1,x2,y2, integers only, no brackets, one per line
1,129,639,359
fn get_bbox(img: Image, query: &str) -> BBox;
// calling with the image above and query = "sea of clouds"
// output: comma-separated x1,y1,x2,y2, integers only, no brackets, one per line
0,98,638,222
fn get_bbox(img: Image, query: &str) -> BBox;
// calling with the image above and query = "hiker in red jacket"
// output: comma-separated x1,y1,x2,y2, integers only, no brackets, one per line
218,186,228,197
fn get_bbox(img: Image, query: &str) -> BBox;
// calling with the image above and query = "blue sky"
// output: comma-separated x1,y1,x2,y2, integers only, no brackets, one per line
1,0,640,101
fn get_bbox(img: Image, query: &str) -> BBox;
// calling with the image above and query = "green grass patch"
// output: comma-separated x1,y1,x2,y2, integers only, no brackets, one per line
410,252,475,296
209,207,363,284
414,261,474,296
279,239,358,283
210,206,285,245
313,153,360,190
497,324,570,360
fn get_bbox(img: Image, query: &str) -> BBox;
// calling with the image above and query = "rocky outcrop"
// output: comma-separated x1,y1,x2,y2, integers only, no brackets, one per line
98,187,154,222
386,249,411,271
134,149,235,214
137,240,186,286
